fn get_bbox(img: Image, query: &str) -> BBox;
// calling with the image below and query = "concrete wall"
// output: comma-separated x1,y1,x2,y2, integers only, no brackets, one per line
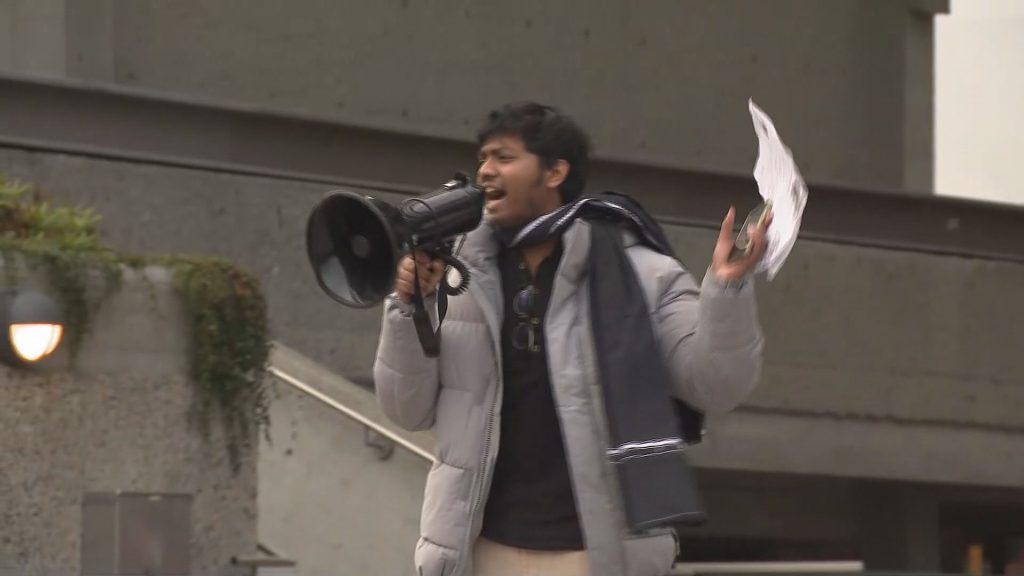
260,343,430,576
0,0,942,191
0,263,257,575
259,383,425,576
1,147,1021,489
0,0,66,77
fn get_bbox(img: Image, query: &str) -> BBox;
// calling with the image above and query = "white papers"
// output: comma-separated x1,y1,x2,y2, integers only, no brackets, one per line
748,99,808,280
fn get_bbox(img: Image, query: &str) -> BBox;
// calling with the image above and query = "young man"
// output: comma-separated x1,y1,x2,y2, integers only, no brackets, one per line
374,103,768,576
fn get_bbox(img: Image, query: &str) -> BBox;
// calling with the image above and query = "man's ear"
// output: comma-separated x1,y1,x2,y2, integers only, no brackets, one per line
544,159,570,190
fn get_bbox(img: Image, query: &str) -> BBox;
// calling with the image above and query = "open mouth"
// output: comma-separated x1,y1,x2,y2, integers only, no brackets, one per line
484,189,506,209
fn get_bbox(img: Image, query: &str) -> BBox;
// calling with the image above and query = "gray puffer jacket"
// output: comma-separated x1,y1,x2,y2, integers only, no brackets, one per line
374,219,763,576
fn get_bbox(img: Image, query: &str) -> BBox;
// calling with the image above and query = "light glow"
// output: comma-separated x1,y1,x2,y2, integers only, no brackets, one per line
9,323,64,362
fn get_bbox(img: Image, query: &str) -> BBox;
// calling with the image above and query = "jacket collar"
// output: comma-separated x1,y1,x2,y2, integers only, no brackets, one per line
458,219,641,287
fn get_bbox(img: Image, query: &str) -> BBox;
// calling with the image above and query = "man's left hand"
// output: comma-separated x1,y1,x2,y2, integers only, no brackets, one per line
710,206,773,283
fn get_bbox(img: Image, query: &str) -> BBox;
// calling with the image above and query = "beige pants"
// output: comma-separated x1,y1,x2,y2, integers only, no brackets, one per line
473,537,590,576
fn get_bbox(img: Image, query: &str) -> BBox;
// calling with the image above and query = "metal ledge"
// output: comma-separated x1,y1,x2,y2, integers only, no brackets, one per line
672,561,865,575
2,73,1023,262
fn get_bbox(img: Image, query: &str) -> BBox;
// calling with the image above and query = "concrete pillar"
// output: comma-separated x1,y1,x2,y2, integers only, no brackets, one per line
0,0,116,81
856,483,905,569
65,0,115,81
855,482,941,570
902,0,949,192
0,0,66,77
902,487,942,571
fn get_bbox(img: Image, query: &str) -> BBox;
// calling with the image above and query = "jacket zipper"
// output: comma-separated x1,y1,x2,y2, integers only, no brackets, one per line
467,355,499,518
459,361,499,576
459,256,502,575
473,374,499,512
469,246,502,516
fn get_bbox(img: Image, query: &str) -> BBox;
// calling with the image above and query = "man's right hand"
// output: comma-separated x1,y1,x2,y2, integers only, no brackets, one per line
394,251,445,303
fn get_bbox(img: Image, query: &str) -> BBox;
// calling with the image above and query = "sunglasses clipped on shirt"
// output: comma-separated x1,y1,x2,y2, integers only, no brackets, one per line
511,285,542,353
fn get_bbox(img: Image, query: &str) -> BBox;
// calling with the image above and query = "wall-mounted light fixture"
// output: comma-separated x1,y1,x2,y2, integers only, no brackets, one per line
1,290,65,367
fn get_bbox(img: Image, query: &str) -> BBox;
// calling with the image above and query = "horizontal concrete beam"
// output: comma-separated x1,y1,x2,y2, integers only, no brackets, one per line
691,407,1024,488
1,73,1023,263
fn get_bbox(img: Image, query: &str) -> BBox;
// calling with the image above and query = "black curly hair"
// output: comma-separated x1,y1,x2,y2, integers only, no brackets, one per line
476,102,592,204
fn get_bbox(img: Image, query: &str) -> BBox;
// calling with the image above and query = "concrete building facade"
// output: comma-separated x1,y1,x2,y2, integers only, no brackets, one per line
3,1,1023,574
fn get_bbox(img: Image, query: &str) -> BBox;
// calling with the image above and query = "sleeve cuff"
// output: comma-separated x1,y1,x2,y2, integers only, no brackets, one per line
386,293,415,317
385,292,439,324
704,268,752,293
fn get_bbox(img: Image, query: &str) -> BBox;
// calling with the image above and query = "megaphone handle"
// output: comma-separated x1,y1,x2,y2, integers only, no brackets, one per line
411,260,444,358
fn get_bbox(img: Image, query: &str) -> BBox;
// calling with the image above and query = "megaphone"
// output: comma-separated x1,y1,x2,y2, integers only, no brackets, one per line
305,173,484,309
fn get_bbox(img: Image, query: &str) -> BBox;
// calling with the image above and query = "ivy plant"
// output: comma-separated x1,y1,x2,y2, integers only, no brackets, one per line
0,175,269,472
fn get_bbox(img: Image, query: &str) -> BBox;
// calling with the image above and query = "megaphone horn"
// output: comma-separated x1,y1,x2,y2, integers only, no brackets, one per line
306,191,404,308
305,174,484,309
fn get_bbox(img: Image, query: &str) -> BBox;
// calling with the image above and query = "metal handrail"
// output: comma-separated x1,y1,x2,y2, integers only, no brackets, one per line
672,561,865,575
267,364,435,464
231,556,296,568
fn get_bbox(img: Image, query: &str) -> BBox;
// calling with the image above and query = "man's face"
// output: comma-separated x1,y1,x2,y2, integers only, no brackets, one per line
477,135,566,229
